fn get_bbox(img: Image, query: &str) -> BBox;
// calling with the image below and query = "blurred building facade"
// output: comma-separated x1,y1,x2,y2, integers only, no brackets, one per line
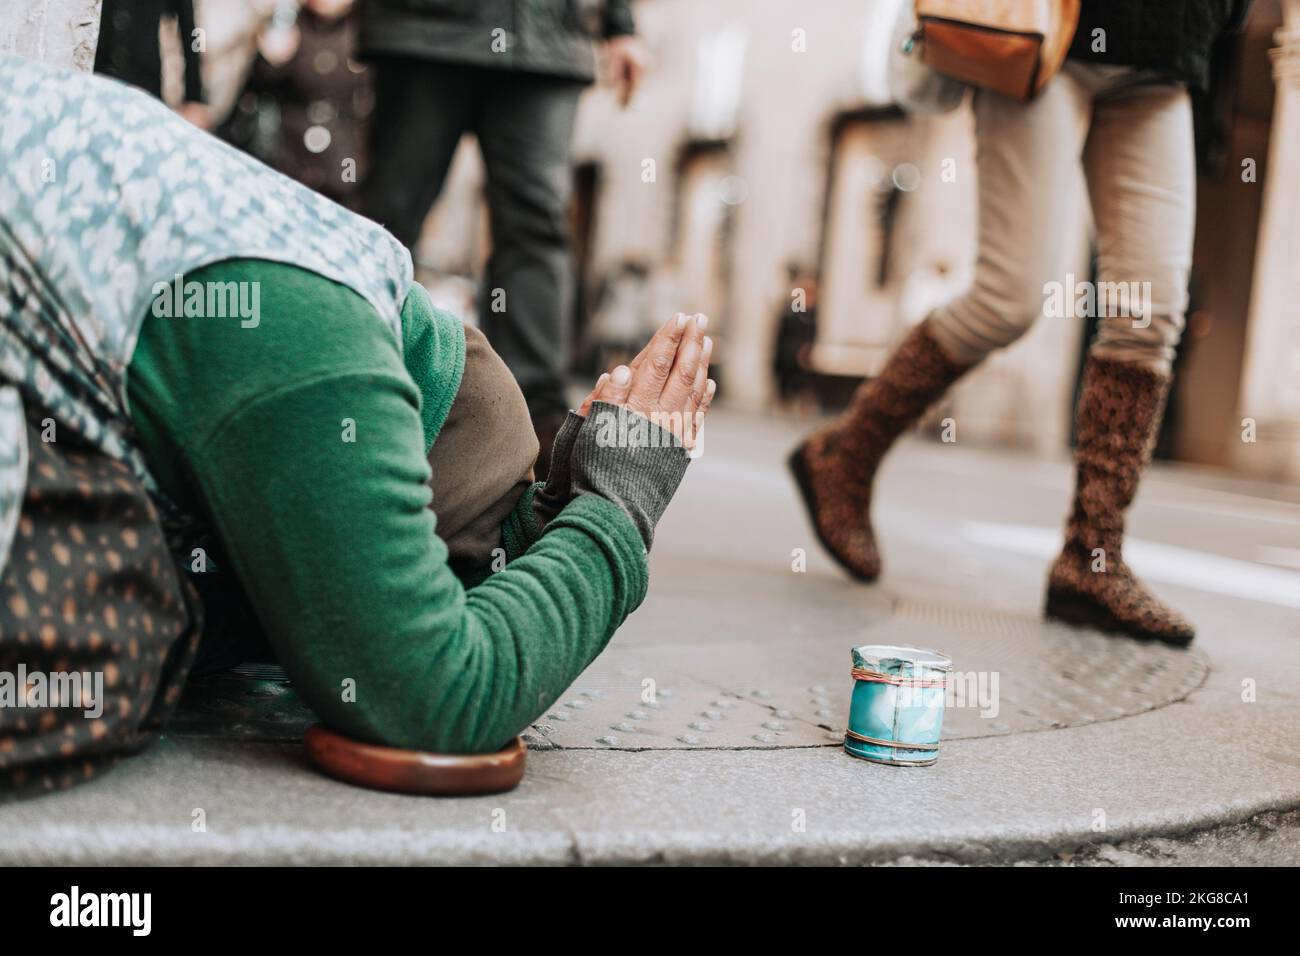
400,0,1299,482
0,0,102,71
6,0,1299,481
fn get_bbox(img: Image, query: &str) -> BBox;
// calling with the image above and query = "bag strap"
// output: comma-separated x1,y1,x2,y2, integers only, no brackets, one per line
1035,0,1082,95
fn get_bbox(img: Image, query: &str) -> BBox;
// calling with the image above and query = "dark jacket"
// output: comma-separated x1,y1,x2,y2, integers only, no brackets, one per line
358,0,635,82
1068,0,1253,92
94,0,205,102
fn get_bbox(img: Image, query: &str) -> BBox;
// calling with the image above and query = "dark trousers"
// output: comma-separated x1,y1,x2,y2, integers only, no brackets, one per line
361,58,585,415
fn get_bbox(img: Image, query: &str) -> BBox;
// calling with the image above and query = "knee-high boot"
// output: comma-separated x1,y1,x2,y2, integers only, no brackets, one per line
787,320,973,580
1045,356,1195,645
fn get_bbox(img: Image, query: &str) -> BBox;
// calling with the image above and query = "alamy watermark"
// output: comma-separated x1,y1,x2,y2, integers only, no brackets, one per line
897,669,1001,718
151,272,261,328
0,664,104,719
1043,273,1151,329
50,886,151,936
592,407,705,458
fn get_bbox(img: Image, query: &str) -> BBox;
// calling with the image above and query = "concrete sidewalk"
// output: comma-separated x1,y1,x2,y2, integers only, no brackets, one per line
3,411,1299,865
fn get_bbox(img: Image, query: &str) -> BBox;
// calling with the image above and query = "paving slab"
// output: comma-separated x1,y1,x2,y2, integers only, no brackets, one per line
3,687,1296,865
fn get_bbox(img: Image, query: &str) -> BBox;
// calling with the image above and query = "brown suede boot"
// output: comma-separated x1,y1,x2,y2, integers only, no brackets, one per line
1045,356,1195,646
787,320,972,580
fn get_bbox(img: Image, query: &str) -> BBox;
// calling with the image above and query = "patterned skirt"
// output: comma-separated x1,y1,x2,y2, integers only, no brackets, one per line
0,402,202,799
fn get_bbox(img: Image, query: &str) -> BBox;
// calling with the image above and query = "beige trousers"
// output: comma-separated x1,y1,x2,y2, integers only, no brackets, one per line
927,62,1196,375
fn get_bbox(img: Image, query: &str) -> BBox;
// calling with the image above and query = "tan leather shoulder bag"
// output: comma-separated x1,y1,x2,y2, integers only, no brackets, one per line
914,0,1081,100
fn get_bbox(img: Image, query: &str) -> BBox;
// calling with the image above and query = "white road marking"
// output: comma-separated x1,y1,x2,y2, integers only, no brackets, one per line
961,521,1300,610
1256,546,1300,570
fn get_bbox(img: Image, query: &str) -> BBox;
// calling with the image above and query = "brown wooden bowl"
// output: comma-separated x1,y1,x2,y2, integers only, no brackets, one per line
304,725,527,795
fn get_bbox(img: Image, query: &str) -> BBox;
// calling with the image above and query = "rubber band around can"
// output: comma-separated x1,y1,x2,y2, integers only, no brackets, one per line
844,644,952,767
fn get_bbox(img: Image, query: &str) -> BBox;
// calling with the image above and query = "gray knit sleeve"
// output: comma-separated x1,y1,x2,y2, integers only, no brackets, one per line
568,401,691,552
532,410,586,528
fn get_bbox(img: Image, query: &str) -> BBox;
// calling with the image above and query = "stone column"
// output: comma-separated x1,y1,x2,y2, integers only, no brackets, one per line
1236,0,1300,479
0,0,102,71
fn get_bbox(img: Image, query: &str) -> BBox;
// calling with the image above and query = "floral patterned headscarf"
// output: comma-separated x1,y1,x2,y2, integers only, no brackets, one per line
0,54,412,576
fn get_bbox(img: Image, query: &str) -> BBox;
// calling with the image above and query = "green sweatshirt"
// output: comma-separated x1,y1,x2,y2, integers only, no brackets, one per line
126,260,648,753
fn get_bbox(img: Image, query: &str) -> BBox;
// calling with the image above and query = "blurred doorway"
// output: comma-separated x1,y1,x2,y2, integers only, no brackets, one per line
673,141,735,337
1166,0,1281,466
569,160,601,370
813,108,911,379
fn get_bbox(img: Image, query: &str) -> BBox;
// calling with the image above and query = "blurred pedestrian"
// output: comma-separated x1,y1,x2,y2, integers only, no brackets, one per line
358,0,649,479
772,267,819,406
790,0,1254,647
219,0,372,206
94,0,210,128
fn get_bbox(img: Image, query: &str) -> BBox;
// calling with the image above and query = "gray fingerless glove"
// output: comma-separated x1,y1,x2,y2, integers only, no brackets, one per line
569,401,691,551
532,410,585,529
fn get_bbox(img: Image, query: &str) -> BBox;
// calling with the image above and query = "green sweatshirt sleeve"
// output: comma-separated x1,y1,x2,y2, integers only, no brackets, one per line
398,281,465,455
127,260,648,753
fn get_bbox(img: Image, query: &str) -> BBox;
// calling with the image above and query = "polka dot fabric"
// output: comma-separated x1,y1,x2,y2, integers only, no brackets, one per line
0,411,201,799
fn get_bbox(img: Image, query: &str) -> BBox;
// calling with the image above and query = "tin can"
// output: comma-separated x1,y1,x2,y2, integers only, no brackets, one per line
844,644,952,766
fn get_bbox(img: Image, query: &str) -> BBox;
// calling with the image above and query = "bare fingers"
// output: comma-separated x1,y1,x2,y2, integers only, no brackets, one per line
629,312,691,374
577,371,610,417
627,313,701,409
597,363,633,407
694,378,717,448
662,317,709,411
682,335,714,449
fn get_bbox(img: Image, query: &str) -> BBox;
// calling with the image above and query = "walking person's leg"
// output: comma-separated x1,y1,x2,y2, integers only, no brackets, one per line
474,71,585,478
359,57,476,253
1046,76,1197,645
790,72,1093,580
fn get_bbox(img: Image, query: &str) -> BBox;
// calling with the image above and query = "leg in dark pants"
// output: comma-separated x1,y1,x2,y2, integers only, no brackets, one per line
474,71,585,418
360,57,477,251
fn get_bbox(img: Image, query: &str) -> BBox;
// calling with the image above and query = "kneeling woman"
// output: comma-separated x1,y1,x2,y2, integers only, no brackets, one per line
0,54,713,795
